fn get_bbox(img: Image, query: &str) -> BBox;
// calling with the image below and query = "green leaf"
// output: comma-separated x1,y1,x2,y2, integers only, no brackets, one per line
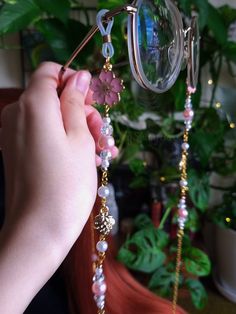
117,227,168,273
219,5,236,28
223,42,236,64
149,267,181,297
178,0,209,29
191,126,222,167
35,18,93,66
192,0,209,30
0,0,41,34
171,78,186,111
129,175,148,189
185,278,208,309
134,213,153,230
183,247,211,276
178,0,191,16
207,4,228,46
129,158,146,175
34,0,70,23
98,0,125,10
188,169,210,211
122,143,140,162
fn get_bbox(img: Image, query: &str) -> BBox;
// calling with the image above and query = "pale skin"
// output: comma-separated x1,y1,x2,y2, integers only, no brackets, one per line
0,62,118,313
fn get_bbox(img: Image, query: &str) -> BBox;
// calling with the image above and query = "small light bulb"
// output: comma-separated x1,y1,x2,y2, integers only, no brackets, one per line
215,102,221,109
160,176,166,182
230,123,235,129
226,217,231,223
208,79,213,85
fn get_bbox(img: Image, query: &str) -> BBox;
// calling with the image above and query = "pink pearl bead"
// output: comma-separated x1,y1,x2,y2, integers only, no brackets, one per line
187,86,196,94
183,109,194,120
98,136,115,150
178,208,188,218
92,281,107,296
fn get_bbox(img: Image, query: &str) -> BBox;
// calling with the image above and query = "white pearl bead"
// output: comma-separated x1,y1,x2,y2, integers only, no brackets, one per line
182,143,189,150
178,203,186,210
103,117,111,124
95,267,103,276
98,186,110,198
96,240,108,252
179,198,186,205
180,180,188,187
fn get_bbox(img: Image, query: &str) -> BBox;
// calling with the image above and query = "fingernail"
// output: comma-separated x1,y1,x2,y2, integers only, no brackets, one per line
75,71,91,95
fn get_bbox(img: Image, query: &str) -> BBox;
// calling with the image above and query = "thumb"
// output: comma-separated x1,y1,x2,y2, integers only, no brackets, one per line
60,70,91,135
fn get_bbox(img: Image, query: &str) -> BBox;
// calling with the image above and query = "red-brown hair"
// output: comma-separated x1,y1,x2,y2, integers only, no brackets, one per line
64,204,187,314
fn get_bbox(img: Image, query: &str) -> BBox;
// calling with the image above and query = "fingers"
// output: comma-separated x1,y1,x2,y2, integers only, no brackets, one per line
84,105,119,166
59,71,92,136
28,62,75,93
85,89,94,105
84,105,102,149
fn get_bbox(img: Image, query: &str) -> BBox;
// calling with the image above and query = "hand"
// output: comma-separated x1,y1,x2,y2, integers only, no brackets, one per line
0,62,117,313
1,62,100,242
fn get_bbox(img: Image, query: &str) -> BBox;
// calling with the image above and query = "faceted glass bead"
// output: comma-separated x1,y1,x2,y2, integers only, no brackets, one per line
101,124,113,136
100,150,112,160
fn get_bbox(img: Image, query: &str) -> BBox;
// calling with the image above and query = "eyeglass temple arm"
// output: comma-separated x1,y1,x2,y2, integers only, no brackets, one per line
58,4,137,85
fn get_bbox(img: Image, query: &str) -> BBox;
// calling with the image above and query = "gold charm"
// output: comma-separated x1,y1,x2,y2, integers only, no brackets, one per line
94,211,115,235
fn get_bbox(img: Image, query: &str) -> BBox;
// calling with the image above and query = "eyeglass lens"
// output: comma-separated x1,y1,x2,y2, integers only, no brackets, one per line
128,0,184,93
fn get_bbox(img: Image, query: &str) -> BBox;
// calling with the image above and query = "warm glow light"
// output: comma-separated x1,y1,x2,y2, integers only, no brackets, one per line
230,123,235,129
160,176,166,182
208,79,213,85
215,102,221,109
226,217,231,223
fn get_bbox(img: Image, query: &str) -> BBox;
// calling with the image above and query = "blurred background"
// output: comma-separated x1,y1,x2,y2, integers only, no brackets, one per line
0,0,236,313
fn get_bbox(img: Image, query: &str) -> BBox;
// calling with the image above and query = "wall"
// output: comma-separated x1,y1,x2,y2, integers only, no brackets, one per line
0,0,98,88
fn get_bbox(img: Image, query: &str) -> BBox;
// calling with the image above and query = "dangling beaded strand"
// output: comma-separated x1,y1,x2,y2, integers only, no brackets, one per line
90,9,124,314
172,87,195,314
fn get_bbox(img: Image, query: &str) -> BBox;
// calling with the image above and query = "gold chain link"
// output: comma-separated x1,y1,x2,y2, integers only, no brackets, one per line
172,229,184,313
172,126,190,312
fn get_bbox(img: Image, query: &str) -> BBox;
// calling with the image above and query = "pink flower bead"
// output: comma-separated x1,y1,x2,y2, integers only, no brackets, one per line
92,281,107,296
98,135,115,150
178,208,188,218
183,109,194,120
187,86,196,94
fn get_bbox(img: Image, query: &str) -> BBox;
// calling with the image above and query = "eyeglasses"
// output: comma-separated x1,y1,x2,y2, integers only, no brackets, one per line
59,0,200,94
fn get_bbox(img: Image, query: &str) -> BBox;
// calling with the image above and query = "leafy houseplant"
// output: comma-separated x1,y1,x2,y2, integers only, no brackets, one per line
207,183,236,231
0,0,236,310
118,214,211,309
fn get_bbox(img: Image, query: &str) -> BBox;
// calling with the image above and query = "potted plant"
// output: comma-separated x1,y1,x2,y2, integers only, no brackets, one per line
206,184,236,303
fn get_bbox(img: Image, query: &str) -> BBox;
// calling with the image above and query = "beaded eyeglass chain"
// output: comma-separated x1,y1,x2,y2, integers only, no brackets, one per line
90,10,124,314
172,84,196,313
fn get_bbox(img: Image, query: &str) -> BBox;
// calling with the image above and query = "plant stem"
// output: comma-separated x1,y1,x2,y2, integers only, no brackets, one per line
159,206,173,230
